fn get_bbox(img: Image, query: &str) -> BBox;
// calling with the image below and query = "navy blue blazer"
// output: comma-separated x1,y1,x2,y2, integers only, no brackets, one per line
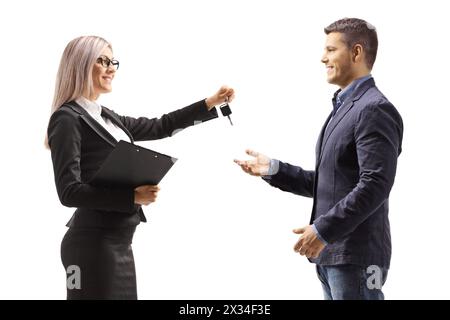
264,78,403,268
48,99,218,228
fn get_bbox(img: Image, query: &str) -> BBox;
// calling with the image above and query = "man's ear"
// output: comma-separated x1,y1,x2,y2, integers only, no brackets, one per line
352,44,364,63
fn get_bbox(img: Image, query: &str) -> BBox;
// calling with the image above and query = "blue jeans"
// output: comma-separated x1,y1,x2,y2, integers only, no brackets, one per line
315,264,388,300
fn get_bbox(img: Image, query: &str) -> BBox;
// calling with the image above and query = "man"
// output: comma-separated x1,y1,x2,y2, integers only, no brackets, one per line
234,18,403,300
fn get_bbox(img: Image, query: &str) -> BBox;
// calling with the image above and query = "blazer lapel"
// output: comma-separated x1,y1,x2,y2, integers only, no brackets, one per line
317,78,375,165
101,107,135,143
315,112,332,167
63,101,118,147
320,99,355,154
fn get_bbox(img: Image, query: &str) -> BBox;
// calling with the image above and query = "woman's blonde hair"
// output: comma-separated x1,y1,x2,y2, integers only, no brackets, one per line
45,36,112,148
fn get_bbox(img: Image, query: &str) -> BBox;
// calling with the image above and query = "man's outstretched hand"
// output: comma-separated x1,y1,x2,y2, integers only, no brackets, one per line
234,149,271,177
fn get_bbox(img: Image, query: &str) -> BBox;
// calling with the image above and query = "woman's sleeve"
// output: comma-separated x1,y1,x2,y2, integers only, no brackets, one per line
48,109,135,212
116,99,218,141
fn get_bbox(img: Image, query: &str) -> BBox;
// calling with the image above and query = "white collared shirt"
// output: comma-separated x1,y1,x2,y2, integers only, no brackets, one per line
75,96,131,143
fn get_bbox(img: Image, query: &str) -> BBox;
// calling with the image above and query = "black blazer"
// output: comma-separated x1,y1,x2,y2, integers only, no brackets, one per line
264,78,403,268
48,99,218,228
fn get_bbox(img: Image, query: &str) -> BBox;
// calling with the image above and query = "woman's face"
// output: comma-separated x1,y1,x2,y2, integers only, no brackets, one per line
91,47,116,99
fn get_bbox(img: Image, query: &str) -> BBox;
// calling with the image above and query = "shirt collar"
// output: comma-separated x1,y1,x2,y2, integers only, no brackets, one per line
75,96,102,117
335,74,373,106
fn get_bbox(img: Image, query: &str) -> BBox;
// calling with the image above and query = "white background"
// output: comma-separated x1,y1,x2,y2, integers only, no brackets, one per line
0,0,448,299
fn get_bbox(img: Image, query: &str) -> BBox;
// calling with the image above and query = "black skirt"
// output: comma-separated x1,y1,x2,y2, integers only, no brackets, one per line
61,226,137,300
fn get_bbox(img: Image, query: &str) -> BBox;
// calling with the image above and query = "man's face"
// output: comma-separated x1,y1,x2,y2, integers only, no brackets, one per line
321,32,355,88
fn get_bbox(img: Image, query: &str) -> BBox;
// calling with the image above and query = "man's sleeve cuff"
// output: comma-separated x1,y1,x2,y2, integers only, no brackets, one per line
312,224,328,245
262,159,280,181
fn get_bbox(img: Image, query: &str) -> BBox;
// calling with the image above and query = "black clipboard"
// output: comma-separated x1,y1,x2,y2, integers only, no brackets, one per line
90,140,177,188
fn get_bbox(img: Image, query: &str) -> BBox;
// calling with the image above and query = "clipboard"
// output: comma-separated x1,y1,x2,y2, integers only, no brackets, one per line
90,140,177,188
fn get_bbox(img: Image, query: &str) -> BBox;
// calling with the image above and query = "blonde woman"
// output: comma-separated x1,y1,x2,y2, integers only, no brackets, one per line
47,36,234,300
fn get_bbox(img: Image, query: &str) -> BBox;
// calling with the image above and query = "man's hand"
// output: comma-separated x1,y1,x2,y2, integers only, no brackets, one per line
205,85,235,110
293,225,326,259
234,149,271,177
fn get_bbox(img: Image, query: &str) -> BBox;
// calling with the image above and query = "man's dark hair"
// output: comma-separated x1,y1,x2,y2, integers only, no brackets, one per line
324,18,378,69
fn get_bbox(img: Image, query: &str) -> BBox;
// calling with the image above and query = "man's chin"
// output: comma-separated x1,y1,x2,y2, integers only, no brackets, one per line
326,77,336,85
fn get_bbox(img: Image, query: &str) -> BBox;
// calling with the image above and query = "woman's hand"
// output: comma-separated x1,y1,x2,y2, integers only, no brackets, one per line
134,185,160,206
205,85,235,110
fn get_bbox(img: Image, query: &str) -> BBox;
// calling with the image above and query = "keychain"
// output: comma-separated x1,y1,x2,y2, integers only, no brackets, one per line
219,97,233,126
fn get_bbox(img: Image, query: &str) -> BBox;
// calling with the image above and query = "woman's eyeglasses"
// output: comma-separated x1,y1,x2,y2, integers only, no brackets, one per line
96,56,119,70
